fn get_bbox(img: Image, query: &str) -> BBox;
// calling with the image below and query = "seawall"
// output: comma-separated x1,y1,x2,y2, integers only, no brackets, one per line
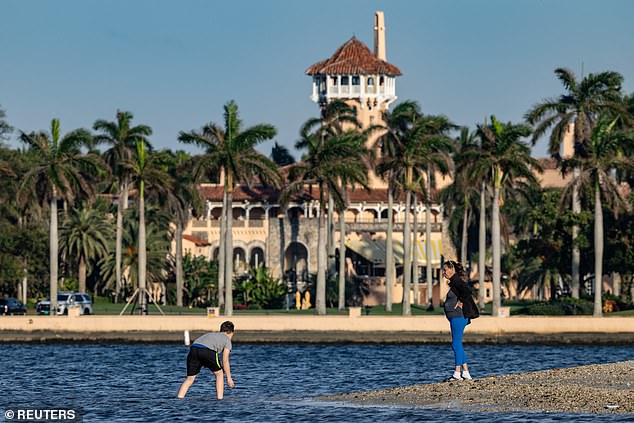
1,315,633,344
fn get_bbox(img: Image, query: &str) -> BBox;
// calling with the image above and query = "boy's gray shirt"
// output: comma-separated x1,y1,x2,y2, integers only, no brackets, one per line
192,333,232,352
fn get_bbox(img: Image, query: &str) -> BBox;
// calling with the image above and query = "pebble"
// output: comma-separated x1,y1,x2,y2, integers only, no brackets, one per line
322,361,634,414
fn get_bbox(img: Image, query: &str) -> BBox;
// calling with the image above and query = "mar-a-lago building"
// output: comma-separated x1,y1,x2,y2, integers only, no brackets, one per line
180,12,455,306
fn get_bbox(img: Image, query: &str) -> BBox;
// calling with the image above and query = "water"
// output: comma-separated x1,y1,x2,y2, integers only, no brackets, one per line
1,343,633,422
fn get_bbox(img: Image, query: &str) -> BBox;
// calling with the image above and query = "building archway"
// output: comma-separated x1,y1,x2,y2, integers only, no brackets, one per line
233,247,247,275
249,246,265,268
284,241,309,282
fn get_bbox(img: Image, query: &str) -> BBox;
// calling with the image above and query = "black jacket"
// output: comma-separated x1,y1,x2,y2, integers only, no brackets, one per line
448,274,480,320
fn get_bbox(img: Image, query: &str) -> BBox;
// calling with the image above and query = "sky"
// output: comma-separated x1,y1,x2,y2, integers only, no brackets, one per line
1,0,633,159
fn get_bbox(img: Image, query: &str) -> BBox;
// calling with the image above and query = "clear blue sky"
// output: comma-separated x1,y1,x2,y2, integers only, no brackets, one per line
1,0,633,158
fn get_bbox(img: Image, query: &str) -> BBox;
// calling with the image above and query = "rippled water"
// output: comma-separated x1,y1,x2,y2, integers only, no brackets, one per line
1,343,633,422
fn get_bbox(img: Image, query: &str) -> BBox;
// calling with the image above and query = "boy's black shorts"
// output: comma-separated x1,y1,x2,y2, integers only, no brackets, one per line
186,346,223,376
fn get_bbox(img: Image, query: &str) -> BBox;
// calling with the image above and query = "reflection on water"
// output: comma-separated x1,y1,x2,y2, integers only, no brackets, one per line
1,343,633,422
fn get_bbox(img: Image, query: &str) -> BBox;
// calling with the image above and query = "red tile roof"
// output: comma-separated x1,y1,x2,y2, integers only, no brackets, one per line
306,37,401,76
183,234,210,247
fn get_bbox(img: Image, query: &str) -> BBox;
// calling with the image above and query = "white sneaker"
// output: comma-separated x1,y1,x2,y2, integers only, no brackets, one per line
444,372,463,382
462,371,473,380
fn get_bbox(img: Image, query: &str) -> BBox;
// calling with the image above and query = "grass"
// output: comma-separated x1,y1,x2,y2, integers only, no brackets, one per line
19,294,634,316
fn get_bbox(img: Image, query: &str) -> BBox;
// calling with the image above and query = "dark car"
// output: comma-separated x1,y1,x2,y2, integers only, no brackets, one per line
0,298,27,315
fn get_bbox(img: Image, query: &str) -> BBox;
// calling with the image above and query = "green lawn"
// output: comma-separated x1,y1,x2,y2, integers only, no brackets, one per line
25,295,634,316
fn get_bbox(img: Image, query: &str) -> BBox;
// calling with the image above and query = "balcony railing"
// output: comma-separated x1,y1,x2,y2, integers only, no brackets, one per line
341,221,442,233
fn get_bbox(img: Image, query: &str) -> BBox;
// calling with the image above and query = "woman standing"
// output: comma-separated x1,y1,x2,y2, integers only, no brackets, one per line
442,260,479,381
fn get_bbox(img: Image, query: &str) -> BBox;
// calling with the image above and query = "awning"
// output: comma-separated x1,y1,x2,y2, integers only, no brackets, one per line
345,239,386,265
386,239,443,266
345,238,443,267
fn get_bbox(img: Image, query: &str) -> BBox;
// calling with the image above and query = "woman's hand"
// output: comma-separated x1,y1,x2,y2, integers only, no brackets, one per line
455,301,463,309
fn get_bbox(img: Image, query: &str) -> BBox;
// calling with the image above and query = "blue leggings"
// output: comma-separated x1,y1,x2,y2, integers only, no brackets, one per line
449,316,469,366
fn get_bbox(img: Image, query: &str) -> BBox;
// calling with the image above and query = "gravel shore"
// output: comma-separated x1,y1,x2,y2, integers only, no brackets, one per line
323,361,634,414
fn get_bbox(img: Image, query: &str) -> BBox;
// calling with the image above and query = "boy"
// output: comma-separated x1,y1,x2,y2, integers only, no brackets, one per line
177,321,236,400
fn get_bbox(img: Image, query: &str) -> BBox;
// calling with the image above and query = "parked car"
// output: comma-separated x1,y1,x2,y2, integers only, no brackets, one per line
0,298,27,315
36,292,93,315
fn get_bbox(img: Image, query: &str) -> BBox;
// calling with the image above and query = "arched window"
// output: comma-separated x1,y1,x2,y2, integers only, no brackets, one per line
379,76,385,86
367,77,374,86
250,247,265,268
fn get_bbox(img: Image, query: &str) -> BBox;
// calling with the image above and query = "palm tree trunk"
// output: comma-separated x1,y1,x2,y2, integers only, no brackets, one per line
22,261,28,305
593,184,603,317
50,194,58,316
425,169,433,307
78,255,86,293
327,195,335,278
385,184,395,312
461,204,469,267
402,189,412,316
138,184,147,314
571,168,581,298
224,181,234,316
217,189,227,309
122,179,129,210
114,184,124,302
478,181,486,310
338,199,346,311
492,173,502,317
175,220,184,307
316,184,327,315
412,193,419,305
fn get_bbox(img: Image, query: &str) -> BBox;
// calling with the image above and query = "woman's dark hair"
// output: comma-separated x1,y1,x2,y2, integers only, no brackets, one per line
443,260,466,280
220,321,234,333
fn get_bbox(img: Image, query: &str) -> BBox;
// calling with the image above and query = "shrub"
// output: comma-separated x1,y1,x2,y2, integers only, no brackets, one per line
516,297,594,315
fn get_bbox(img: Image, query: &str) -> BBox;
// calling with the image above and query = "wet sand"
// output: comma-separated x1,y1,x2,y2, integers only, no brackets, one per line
323,361,634,414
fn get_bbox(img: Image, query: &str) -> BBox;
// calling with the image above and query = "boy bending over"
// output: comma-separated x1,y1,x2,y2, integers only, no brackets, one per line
177,321,235,399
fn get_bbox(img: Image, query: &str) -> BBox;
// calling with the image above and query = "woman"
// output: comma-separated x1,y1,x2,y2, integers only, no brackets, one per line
442,260,479,381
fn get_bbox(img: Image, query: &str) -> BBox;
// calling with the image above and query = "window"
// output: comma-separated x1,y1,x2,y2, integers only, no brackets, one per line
74,294,83,302
367,77,374,86
341,76,349,85
352,76,360,85
330,76,338,85
379,76,385,86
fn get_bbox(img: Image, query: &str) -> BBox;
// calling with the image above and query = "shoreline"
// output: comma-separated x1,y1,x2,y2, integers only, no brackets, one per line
322,361,634,414
3,330,634,344
2,315,634,344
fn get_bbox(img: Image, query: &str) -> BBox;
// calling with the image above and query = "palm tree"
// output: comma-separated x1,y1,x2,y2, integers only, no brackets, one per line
270,142,295,166
98,208,172,297
284,128,369,315
18,119,101,314
179,100,281,316
525,68,627,298
0,104,13,141
93,110,152,301
466,116,542,316
449,128,486,308
562,115,634,315
125,141,172,313
154,150,202,307
59,206,113,293
377,102,453,315
417,115,455,306
303,100,363,278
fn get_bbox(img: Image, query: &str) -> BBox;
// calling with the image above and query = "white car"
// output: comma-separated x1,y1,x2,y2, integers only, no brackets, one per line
36,292,93,315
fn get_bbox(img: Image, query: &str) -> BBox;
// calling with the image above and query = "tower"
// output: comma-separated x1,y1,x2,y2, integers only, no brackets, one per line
306,11,401,188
